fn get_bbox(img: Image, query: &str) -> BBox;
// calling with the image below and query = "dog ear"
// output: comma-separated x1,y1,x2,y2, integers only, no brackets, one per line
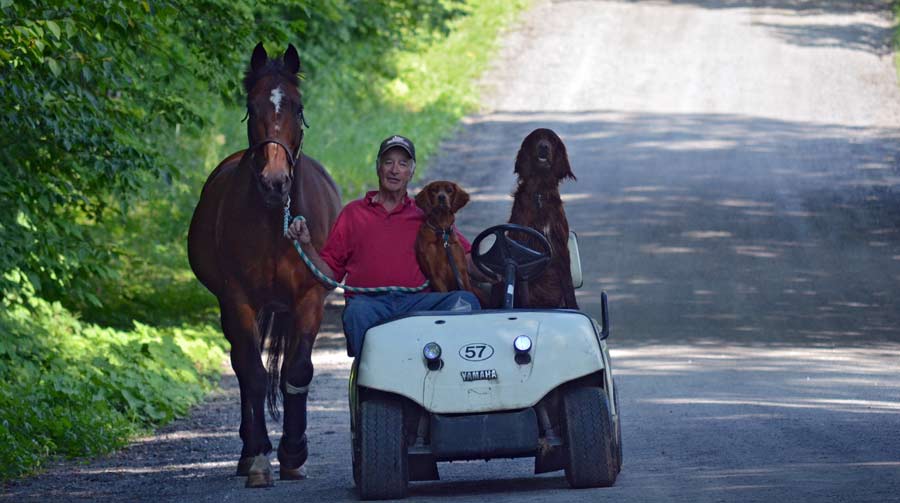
451,183,469,212
553,138,576,181
415,186,432,213
513,146,526,177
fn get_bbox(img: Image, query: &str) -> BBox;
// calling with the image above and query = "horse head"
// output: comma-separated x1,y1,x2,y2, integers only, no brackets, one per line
243,43,306,208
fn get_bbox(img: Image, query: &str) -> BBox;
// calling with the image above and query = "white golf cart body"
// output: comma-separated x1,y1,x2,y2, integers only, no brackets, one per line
358,310,613,414
349,231,621,499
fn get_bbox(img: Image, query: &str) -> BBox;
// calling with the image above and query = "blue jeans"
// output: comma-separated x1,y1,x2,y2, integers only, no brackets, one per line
342,291,480,357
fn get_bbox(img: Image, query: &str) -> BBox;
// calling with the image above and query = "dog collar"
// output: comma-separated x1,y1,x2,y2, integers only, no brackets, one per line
426,221,454,246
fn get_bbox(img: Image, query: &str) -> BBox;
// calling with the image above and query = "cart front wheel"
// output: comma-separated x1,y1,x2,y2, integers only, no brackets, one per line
563,386,618,488
358,397,408,500
613,379,623,474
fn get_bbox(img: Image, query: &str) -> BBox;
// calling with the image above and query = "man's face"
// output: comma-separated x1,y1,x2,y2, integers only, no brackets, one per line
378,147,413,193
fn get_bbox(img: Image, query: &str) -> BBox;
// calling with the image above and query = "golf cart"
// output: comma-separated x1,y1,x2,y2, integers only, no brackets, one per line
349,224,621,500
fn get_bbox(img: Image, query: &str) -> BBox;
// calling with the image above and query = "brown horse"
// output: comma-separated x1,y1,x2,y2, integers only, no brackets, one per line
187,43,341,487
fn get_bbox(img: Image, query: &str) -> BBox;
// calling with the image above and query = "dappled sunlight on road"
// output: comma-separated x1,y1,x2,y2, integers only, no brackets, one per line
650,397,900,414
467,192,515,203
682,230,733,239
611,339,900,499
639,244,701,254
68,461,236,476
131,431,235,444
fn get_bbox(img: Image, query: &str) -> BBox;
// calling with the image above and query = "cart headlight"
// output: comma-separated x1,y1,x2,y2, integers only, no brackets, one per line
423,342,442,361
514,335,532,353
423,342,443,370
514,335,532,365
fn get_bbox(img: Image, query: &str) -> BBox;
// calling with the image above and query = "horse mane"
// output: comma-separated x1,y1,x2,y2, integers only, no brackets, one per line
243,59,300,96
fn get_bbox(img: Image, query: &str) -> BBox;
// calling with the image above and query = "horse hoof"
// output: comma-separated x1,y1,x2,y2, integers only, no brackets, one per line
277,435,308,470
236,456,254,476
280,465,307,480
245,455,274,488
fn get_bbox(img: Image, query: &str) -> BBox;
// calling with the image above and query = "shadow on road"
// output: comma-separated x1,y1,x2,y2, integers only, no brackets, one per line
628,0,891,17
430,110,900,349
607,1,896,56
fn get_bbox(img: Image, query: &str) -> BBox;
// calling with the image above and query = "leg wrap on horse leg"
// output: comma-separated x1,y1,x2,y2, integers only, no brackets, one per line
281,387,309,458
278,387,309,477
284,382,309,395
279,353,312,473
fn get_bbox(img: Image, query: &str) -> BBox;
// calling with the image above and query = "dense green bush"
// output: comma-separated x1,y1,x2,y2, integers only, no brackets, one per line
0,0,463,308
2,0,241,306
0,272,226,479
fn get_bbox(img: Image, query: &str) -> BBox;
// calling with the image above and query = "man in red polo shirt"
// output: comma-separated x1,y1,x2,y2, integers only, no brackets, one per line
288,134,485,356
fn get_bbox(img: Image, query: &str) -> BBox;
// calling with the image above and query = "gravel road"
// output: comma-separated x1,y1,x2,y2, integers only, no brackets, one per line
5,0,900,501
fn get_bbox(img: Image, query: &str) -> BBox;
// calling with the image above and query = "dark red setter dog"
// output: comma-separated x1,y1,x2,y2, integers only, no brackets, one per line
415,181,476,295
502,128,579,309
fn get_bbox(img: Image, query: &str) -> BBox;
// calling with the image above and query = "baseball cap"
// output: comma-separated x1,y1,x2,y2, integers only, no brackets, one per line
377,135,416,162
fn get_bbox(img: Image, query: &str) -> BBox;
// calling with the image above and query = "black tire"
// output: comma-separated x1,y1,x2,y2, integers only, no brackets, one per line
358,398,408,500
352,438,361,488
613,379,623,474
562,386,617,488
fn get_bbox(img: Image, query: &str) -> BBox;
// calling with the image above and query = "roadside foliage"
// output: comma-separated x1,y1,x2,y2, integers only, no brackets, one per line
0,0,526,480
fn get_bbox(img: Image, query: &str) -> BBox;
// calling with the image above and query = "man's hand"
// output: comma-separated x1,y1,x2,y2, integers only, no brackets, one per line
285,217,338,288
287,218,311,244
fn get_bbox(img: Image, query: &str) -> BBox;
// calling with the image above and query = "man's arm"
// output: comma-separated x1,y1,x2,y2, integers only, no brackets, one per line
288,219,338,289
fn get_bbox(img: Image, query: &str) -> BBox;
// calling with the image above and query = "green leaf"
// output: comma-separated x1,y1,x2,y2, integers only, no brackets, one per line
46,57,61,77
45,21,61,40
120,388,140,410
25,272,41,292
84,292,102,307
143,404,166,421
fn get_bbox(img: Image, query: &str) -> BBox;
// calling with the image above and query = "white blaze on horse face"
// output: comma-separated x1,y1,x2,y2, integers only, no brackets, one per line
270,86,284,114
270,86,284,132
270,86,284,113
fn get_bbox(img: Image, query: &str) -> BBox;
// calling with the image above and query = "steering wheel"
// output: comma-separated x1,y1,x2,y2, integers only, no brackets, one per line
471,224,552,282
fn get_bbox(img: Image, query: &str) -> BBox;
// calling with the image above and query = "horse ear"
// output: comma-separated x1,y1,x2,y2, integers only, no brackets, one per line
415,188,432,213
451,184,469,212
284,44,300,74
251,42,268,72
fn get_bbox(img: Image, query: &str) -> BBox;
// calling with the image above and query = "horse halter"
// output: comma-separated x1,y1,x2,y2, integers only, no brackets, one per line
248,137,301,174
242,105,310,181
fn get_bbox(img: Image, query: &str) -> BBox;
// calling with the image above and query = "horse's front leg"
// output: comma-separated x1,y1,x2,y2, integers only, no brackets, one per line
277,285,327,479
220,297,274,487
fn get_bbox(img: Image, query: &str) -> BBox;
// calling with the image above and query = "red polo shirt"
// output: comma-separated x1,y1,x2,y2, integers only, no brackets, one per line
320,191,471,295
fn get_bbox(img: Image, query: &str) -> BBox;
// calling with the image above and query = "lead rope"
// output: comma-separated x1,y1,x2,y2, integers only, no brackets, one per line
426,222,463,290
283,198,430,293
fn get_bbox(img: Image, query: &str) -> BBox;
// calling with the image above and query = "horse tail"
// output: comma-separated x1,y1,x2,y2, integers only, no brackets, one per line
258,309,288,420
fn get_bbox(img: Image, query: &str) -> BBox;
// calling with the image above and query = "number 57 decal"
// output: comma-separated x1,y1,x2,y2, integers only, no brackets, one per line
459,343,494,361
